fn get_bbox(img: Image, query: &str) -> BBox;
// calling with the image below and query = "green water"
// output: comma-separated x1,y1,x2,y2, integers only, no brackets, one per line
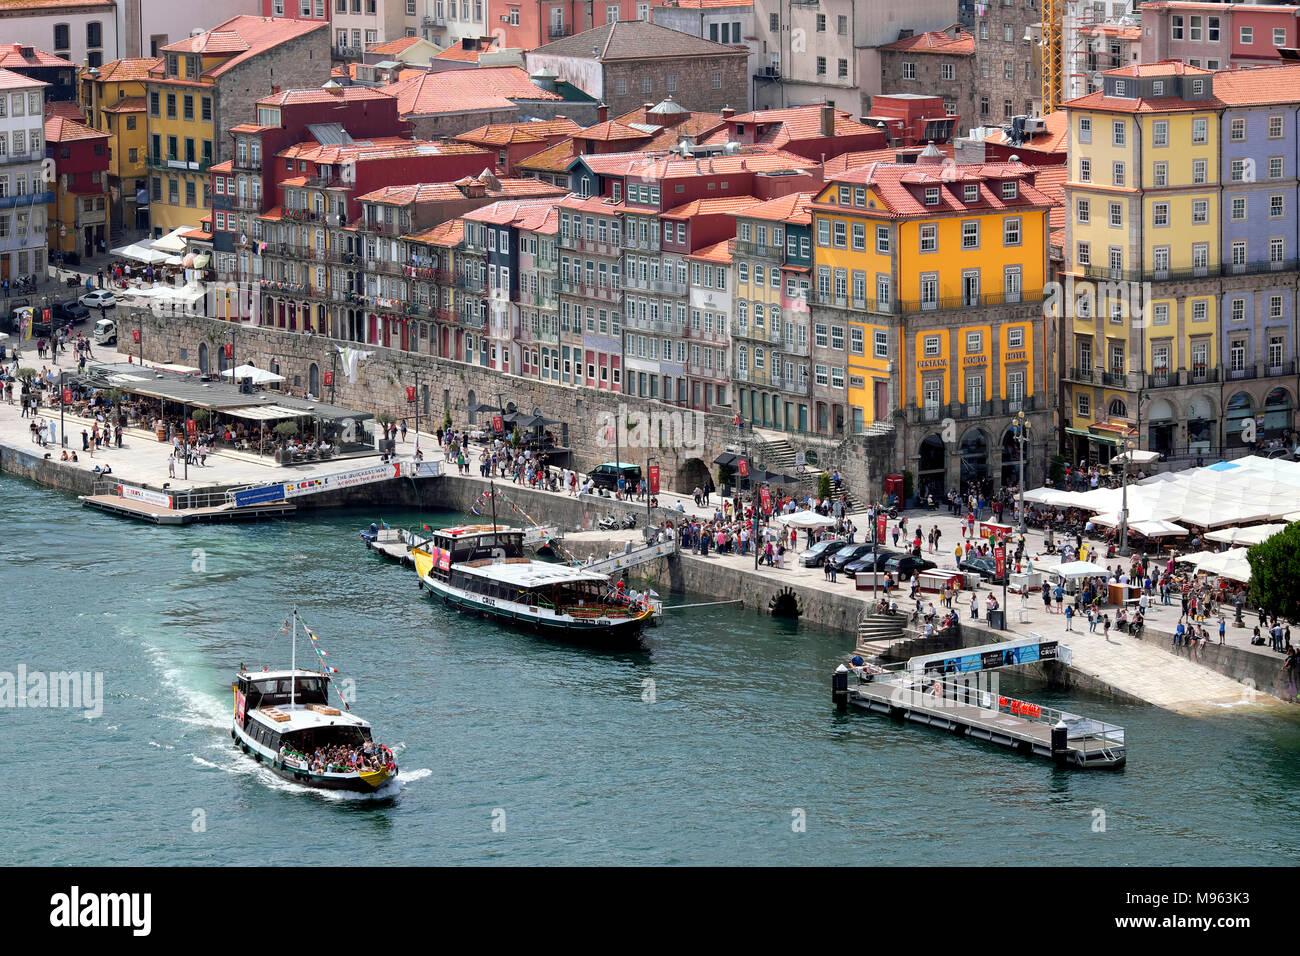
3,473,1298,865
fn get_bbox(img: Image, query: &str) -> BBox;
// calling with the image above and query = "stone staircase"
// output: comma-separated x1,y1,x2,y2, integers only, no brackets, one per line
855,609,908,658
750,432,866,513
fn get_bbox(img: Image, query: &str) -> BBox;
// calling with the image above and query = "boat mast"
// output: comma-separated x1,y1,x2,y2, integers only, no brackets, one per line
290,607,297,710
490,475,498,532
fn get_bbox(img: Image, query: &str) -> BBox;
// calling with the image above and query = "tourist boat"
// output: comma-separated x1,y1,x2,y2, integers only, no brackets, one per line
231,613,398,792
411,524,653,642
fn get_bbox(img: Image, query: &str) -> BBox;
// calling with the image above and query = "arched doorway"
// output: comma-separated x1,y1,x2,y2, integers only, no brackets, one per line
1147,398,1175,457
918,433,946,499
960,429,990,494
309,363,320,398
677,457,708,492
198,342,209,374
1226,391,1255,447
1264,387,1293,440
467,389,477,424
1000,428,1022,490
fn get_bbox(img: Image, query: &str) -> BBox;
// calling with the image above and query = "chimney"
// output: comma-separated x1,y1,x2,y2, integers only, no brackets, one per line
820,103,835,138
721,106,735,120
271,85,280,94
597,103,608,123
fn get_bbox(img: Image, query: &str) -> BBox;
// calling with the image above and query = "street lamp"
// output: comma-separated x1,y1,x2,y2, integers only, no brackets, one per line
1015,410,1031,534
1118,437,1134,557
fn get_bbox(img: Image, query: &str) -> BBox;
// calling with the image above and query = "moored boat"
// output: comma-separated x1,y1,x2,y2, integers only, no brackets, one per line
411,524,653,643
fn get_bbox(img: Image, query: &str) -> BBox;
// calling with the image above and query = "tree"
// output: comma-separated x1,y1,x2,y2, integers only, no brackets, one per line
272,421,299,439
817,470,831,500
1248,522,1300,621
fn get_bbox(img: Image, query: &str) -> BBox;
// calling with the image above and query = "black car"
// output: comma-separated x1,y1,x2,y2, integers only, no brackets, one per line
51,300,90,325
885,555,938,581
844,549,899,578
798,538,849,567
826,543,877,573
959,555,1006,583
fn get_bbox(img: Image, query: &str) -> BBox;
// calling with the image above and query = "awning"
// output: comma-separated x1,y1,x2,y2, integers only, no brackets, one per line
713,452,740,466
220,364,286,385
150,227,190,254
223,405,300,422
111,242,171,264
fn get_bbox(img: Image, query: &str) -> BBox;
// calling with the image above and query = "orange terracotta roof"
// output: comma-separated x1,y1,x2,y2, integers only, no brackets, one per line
44,100,85,121
514,138,578,173
877,29,975,55
578,120,651,142
101,95,146,113
580,147,812,180
277,138,481,164
0,67,46,90
229,123,266,133
181,226,212,241
667,0,752,6
982,110,1068,153
705,104,884,150
1032,165,1068,231
158,16,327,79
1107,60,1212,78
388,66,560,117
367,35,423,56
821,144,955,176
45,113,108,143
1214,64,1300,106
93,58,162,83
464,196,564,227
455,125,547,147
662,195,760,218
557,193,625,215
1063,90,1222,113
356,182,468,204
210,160,234,172
736,191,813,223
258,86,395,107
687,238,734,263
434,37,499,61
818,162,1054,219
408,218,464,246
0,43,74,68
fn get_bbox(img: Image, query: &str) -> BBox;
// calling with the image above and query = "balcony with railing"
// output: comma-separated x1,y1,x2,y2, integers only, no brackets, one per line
259,279,323,299
1224,363,1258,381
422,14,445,27
361,257,406,277
558,277,619,302
147,153,211,173
0,150,42,167
559,233,621,257
622,234,660,253
335,45,364,59
1265,360,1297,377
549,24,572,38
622,274,686,295
774,376,810,396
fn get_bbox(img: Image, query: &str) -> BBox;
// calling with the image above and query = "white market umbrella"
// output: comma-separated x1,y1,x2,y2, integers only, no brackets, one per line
1049,560,1112,580
1129,519,1188,538
1112,448,1161,465
1204,524,1286,546
779,510,837,528
220,364,286,385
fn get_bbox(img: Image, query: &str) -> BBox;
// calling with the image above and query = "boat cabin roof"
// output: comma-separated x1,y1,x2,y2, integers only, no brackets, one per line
238,669,331,684
458,560,610,588
247,702,370,733
436,524,523,539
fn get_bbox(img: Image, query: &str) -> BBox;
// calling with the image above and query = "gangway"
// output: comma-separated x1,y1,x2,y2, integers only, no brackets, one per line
583,538,677,575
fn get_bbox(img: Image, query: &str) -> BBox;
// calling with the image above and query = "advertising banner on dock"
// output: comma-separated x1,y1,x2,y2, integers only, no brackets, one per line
920,640,1058,675
119,485,173,509
282,462,402,499
233,485,287,508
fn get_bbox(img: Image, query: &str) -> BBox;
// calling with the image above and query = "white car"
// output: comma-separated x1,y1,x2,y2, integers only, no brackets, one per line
79,289,117,309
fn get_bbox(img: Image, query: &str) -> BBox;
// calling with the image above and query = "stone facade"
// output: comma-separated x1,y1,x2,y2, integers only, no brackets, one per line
600,54,749,117
211,26,332,165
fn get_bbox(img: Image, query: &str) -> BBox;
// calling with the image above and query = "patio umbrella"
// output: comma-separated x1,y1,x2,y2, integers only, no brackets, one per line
1204,524,1286,546
1129,518,1188,538
778,510,836,528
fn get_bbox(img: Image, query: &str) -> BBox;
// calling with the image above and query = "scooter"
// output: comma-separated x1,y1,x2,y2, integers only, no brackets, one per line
597,513,621,531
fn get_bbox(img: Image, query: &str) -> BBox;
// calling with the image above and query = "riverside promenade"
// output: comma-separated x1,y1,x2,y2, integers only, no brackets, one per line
3,346,1287,713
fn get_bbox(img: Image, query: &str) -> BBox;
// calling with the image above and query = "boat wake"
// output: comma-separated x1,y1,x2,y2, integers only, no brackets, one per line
192,752,431,801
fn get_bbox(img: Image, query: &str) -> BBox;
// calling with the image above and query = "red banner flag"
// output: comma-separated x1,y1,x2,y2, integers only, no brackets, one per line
760,487,771,512
132,329,141,343
738,459,749,478
406,385,416,402
876,513,887,542
62,389,73,404
647,464,660,495
322,371,333,386
187,419,197,436
224,344,233,358
994,545,1006,580
492,415,503,432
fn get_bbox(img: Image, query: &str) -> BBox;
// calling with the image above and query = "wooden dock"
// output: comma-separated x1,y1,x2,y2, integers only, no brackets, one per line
361,527,416,566
80,494,297,524
834,668,1126,769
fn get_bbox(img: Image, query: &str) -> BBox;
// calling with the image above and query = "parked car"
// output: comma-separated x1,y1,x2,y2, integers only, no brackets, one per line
885,555,938,581
587,461,642,492
93,317,117,345
78,289,116,309
827,543,877,573
958,555,1006,584
844,549,900,578
798,538,848,567
51,300,90,325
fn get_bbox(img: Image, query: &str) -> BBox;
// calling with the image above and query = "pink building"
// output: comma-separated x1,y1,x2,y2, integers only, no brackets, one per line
1141,2,1300,69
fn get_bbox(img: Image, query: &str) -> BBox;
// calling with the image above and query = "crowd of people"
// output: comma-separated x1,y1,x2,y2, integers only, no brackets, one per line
279,739,392,776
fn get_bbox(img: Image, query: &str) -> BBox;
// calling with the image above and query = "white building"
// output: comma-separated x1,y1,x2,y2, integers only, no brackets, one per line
0,0,117,68
119,0,264,59
0,69,50,285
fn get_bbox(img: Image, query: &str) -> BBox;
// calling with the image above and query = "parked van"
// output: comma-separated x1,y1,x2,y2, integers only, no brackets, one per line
93,317,117,345
587,461,642,491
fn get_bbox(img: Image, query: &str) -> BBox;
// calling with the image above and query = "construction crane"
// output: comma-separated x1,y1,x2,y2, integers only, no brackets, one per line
1042,0,1063,114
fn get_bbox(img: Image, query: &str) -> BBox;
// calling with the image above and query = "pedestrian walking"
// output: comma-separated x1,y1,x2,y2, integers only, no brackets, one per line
1064,604,1074,631
168,453,176,478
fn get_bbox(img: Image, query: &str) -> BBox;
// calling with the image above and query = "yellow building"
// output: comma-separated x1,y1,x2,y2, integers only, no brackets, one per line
1061,62,1223,463
79,58,156,235
810,156,1053,493
143,16,329,237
